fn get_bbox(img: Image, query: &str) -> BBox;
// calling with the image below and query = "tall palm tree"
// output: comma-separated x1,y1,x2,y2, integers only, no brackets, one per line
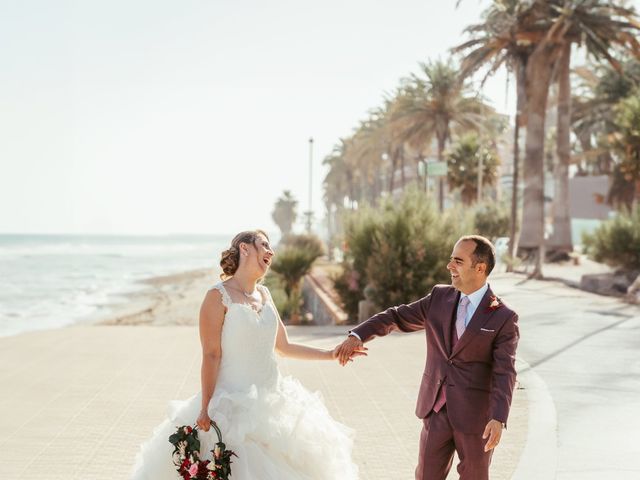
521,0,640,275
454,0,537,269
457,0,640,277
446,133,501,205
347,107,392,203
389,59,494,210
547,42,573,255
272,191,298,238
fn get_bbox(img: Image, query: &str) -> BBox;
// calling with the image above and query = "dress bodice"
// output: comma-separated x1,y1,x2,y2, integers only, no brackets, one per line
209,282,279,391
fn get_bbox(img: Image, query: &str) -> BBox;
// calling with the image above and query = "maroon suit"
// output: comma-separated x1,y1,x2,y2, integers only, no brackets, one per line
352,284,519,480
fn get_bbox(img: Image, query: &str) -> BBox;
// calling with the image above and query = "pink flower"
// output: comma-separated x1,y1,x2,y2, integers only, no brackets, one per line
189,462,199,477
214,446,222,459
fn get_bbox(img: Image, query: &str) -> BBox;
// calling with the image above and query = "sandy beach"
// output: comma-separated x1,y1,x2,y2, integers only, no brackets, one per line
97,268,217,327
0,270,528,480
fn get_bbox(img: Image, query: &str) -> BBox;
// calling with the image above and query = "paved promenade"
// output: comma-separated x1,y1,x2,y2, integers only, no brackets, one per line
3,261,639,479
0,323,526,479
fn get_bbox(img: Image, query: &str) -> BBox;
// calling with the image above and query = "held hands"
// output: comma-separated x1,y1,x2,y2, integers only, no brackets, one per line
196,409,212,431
482,419,503,452
334,336,368,366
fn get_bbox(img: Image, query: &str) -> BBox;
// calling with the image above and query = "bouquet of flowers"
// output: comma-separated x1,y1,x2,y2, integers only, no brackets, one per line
169,421,236,480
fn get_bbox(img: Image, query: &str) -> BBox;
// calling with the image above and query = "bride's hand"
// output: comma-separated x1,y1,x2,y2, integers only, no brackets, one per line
334,337,368,365
196,410,211,431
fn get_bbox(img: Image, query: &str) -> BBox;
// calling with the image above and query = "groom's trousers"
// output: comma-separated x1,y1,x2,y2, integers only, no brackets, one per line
415,406,493,480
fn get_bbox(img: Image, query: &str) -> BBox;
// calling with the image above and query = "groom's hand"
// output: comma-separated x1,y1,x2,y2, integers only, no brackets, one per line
482,419,503,452
335,336,367,366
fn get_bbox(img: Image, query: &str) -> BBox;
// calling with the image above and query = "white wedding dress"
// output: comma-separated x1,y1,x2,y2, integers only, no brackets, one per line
131,282,358,479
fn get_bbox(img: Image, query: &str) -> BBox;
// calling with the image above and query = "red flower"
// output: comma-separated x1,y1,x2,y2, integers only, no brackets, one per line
486,295,502,312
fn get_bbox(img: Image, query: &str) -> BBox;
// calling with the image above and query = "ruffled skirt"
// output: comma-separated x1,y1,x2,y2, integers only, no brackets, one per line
130,375,358,479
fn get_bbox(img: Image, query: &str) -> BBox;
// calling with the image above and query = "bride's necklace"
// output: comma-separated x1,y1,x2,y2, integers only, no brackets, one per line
227,281,256,298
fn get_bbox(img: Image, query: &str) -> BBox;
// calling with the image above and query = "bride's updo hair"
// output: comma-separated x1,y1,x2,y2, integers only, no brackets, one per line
219,229,269,279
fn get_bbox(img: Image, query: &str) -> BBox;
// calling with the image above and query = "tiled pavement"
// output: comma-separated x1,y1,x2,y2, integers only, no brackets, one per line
0,324,526,479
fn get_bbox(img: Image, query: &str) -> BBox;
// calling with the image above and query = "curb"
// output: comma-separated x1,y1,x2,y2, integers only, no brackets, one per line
512,358,558,480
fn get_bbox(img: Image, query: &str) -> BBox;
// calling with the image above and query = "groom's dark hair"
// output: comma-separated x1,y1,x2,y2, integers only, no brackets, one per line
460,235,495,276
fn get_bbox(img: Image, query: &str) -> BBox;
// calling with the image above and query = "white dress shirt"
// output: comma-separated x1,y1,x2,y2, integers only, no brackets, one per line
458,283,489,328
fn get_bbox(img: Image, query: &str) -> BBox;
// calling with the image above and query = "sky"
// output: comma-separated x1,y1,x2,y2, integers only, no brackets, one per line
1,0,536,235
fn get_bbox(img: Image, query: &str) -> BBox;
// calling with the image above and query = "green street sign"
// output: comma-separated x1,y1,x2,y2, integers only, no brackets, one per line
426,161,447,177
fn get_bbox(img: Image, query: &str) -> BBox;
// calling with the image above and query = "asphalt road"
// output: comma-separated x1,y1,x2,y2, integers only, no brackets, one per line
491,273,640,480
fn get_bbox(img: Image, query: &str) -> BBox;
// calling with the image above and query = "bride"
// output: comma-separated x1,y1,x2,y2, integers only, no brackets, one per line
131,230,362,479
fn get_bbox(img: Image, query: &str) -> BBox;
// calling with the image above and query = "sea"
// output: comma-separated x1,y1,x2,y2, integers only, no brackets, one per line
0,234,233,338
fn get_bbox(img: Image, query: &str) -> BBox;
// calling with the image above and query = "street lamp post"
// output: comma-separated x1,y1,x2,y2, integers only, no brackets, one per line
306,137,314,233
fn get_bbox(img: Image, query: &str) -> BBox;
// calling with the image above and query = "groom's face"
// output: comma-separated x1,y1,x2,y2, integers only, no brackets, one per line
447,240,486,294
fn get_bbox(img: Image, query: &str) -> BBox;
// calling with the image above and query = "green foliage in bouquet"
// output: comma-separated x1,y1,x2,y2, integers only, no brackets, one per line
335,187,473,319
169,422,236,480
583,207,640,271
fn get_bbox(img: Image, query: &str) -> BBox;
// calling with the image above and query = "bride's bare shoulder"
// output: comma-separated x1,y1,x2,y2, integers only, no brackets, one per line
202,284,228,312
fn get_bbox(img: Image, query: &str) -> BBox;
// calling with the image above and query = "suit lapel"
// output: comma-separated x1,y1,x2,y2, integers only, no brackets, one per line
451,286,495,357
443,289,460,356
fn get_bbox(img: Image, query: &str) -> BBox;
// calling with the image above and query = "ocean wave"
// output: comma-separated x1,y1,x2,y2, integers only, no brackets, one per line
0,242,215,258
0,235,230,337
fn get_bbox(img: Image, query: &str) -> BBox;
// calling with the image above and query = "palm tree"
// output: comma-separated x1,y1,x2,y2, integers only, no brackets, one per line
572,59,640,207
272,191,298,238
522,0,640,274
547,42,573,255
457,0,640,277
612,89,640,204
323,141,352,249
389,59,494,210
446,133,501,205
346,108,391,203
454,0,537,269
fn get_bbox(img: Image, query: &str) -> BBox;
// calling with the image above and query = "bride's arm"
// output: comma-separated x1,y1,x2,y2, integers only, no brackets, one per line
274,317,332,360
274,316,367,361
197,289,225,427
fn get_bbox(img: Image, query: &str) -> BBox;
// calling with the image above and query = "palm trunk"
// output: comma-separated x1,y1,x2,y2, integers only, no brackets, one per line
576,129,591,175
400,149,406,189
507,58,527,271
520,43,556,278
548,43,573,255
389,147,399,193
437,136,446,212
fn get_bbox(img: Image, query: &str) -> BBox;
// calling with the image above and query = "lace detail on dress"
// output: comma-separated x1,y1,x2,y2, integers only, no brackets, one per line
209,282,232,309
257,284,271,303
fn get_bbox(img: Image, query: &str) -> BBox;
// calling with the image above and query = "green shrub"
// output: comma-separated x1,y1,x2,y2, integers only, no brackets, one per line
271,246,319,296
281,233,325,259
583,208,640,271
473,201,510,240
263,274,285,310
334,187,473,319
262,274,303,322
268,234,324,322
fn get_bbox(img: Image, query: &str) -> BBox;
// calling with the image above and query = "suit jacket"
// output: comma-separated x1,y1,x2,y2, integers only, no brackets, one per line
352,284,519,435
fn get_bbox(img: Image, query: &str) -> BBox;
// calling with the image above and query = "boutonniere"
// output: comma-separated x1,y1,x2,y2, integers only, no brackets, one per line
486,295,502,312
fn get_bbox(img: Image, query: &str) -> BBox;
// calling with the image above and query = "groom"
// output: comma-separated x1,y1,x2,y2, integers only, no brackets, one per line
336,235,519,480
